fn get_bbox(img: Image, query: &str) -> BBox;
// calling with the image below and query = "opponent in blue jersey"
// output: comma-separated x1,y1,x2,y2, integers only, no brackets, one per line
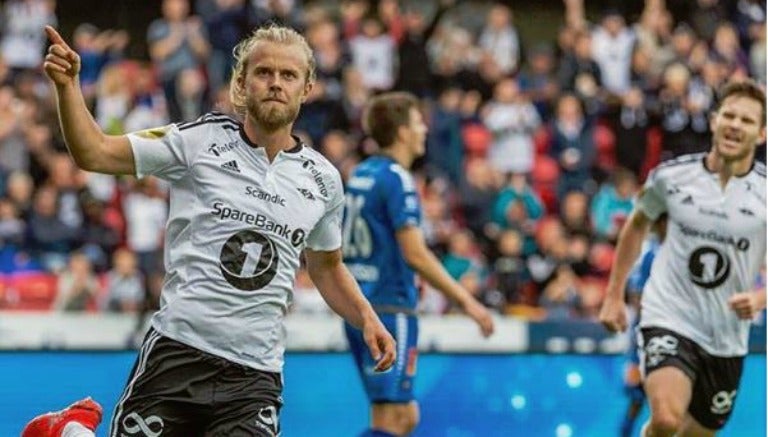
621,214,666,437
343,92,495,437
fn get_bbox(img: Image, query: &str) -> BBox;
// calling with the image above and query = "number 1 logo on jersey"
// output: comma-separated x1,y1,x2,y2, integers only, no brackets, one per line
688,246,730,289
219,230,279,291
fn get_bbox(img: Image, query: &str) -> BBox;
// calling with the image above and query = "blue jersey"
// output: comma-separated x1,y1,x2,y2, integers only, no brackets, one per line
342,156,421,310
626,238,660,368
627,239,660,296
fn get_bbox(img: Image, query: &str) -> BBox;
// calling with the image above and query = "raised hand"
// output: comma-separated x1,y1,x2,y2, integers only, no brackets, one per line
43,26,81,87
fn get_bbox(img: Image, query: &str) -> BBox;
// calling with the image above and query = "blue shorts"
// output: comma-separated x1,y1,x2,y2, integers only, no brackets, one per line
344,312,418,403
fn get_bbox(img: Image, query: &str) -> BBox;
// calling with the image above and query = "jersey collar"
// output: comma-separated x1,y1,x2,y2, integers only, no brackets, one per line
239,126,304,154
701,156,756,178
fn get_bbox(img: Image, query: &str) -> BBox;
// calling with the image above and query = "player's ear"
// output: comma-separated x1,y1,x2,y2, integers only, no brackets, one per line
301,80,313,103
709,109,717,133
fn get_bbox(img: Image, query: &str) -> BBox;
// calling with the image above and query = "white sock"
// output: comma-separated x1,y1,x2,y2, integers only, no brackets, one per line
61,421,96,437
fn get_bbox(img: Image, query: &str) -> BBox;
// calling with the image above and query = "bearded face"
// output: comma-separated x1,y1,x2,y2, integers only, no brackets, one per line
246,92,301,131
240,41,312,132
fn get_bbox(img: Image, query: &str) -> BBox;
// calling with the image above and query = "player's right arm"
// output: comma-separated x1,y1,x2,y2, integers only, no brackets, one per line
396,226,495,337
599,209,653,333
43,26,135,175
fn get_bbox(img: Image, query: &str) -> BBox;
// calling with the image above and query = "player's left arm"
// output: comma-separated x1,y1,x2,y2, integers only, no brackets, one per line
304,248,396,371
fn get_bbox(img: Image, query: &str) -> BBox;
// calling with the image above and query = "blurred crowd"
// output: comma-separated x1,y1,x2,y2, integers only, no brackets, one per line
0,0,765,322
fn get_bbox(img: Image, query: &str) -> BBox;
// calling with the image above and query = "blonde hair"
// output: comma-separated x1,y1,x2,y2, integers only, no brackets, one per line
229,24,316,116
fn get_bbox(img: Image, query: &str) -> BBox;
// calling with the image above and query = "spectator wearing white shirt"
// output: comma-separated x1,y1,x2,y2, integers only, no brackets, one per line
103,248,145,313
591,10,636,95
482,77,541,176
0,0,56,74
349,15,396,91
478,4,520,76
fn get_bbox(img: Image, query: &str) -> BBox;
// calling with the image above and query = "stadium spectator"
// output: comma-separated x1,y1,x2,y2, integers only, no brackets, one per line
518,43,559,120
491,172,544,256
607,86,652,179
146,0,210,121
482,76,541,176
425,85,464,186
0,0,56,76
102,248,145,313
548,93,596,199
197,0,257,95
590,167,637,242
477,4,520,77
3,170,34,219
27,185,80,272
394,0,453,97
591,10,635,95
53,251,99,311
489,228,530,308
348,14,395,92
78,195,120,272
0,197,26,251
456,157,502,247
72,23,129,103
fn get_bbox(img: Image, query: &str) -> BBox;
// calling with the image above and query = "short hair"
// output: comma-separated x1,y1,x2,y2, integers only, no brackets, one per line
716,79,766,127
362,92,420,149
229,24,316,116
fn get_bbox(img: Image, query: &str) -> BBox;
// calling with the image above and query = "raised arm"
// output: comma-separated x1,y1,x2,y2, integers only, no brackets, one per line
396,225,495,337
305,248,396,371
43,26,135,175
599,209,653,332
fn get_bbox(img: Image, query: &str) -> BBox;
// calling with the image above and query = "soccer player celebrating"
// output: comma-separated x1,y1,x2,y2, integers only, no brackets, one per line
342,92,495,437
600,80,766,437
26,23,396,436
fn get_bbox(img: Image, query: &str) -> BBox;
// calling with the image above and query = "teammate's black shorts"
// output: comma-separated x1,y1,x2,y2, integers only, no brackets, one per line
639,327,744,430
108,328,283,436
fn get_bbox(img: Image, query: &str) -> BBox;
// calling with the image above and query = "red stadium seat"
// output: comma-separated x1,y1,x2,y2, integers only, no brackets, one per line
533,125,552,155
531,156,560,213
0,273,58,311
594,123,616,171
462,123,492,157
641,127,663,182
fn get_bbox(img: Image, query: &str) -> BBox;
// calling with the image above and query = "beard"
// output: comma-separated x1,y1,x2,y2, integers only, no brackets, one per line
246,96,300,131
715,133,755,162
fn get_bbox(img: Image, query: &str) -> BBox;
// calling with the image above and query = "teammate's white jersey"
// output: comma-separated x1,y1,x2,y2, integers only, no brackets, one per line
128,113,344,372
636,153,766,357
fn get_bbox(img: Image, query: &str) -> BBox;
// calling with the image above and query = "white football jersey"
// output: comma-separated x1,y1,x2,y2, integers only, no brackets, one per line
128,113,344,371
636,153,766,357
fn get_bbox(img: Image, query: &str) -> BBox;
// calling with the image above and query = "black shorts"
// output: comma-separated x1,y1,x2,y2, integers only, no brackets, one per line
109,328,283,437
639,327,744,430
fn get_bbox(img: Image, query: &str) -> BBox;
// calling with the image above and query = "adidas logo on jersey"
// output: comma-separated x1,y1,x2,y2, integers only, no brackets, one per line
297,188,315,200
221,160,241,173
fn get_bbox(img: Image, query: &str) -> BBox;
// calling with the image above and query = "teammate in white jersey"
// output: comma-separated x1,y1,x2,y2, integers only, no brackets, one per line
600,80,766,437
24,24,396,437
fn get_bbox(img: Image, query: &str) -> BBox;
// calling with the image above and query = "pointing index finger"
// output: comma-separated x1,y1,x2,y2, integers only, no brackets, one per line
45,25,70,49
